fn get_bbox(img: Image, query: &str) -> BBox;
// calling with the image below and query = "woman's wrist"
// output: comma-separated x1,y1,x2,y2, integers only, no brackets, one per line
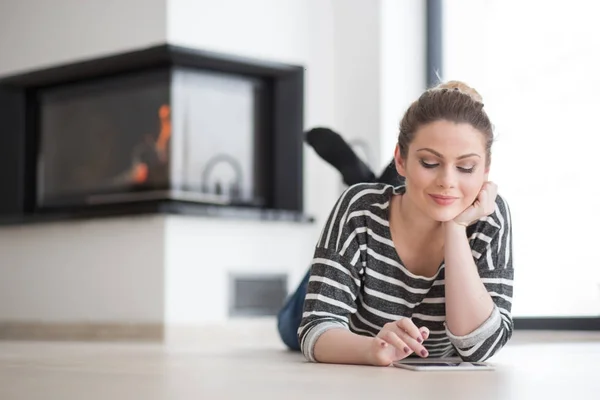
444,220,468,234
313,328,379,365
365,337,379,366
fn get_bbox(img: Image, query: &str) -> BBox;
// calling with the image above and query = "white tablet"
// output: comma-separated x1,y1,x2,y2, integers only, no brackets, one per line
393,359,494,371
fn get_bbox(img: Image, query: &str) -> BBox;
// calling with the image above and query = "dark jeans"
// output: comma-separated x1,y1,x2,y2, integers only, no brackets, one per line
277,269,311,351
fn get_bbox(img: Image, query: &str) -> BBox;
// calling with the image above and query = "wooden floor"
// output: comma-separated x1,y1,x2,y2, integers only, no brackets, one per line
1,319,600,400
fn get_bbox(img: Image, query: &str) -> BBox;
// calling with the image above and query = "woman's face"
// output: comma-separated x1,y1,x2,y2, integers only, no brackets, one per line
395,120,489,222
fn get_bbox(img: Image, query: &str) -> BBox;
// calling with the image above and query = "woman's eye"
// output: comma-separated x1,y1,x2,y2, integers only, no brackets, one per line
420,160,438,169
457,166,475,173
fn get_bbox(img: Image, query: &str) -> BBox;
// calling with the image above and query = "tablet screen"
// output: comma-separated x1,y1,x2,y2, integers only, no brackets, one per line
399,361,488,367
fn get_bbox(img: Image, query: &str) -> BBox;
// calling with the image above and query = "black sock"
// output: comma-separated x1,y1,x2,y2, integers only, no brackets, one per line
305,127,375,186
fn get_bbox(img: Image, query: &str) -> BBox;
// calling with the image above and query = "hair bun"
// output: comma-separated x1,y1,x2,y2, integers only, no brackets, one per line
435,80,483,103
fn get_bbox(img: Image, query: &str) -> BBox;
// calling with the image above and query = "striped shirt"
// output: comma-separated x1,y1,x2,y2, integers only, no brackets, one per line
298,183,514,363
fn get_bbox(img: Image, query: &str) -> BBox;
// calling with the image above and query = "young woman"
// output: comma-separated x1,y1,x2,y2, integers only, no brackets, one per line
277,81,513,366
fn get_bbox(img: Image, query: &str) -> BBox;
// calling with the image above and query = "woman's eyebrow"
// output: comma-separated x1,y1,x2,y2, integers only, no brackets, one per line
416,148,481,160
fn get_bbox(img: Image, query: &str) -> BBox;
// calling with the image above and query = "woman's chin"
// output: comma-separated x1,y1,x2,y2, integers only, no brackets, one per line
427,208,463,223
433,216,457,223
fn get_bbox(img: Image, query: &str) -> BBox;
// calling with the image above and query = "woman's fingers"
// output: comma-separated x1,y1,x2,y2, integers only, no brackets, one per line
479,188,488,211
398,329,429,358
420,326,430,341
396,318,424,343
378,320,430,360
485,182,498,214
395,319,429,358
381,330,412,356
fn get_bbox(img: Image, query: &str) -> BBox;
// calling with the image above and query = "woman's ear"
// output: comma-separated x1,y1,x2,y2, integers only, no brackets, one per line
394,144,407,177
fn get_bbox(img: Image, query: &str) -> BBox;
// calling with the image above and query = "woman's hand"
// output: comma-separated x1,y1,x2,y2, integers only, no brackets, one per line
369,318,430,366
452,181,498,227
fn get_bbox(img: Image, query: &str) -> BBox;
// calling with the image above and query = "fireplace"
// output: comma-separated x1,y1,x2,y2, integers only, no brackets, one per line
0,45,305,223
37,69,174,207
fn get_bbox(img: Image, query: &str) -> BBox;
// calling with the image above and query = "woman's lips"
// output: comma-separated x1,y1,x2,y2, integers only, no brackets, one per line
429,194,458,206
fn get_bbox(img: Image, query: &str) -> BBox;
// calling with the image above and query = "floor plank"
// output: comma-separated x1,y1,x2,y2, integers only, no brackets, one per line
1,320,599,400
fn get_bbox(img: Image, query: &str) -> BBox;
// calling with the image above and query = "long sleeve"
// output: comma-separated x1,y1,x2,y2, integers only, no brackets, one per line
446,194,514,362
297,249,362,362
297,184,375,362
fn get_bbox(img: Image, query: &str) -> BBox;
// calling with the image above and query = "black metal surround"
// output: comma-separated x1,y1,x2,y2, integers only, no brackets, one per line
0,44,308,224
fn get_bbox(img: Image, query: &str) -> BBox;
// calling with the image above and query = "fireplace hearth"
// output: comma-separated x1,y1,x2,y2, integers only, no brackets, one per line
0,45,307,224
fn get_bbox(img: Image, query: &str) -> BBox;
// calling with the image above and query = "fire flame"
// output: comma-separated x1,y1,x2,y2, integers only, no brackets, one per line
156,104,171,159
132,104,171,184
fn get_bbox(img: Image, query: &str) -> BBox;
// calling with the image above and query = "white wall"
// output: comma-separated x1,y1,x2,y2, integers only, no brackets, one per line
164,216,315,324
443,0,600,317
379,0,427,172
332,0,382,174
0,0,167,77
0,217,165,322
167,0,310,66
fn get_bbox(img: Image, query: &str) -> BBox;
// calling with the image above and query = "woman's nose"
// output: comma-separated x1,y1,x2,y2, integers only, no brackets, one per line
436,167,457,189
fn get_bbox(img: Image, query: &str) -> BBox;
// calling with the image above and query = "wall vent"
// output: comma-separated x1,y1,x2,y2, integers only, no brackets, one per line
228,273,288,317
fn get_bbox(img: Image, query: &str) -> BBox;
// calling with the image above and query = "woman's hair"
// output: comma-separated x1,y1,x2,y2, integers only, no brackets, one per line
398,80,494,167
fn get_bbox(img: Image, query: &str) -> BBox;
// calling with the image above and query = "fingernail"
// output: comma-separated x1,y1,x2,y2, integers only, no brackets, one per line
417,337,423,343
381,341,387,348
404,346,410,353
421,350,428,357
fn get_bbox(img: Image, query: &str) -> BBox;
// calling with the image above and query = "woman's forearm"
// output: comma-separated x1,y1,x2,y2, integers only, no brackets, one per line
313,328,374,365
443,222,495,336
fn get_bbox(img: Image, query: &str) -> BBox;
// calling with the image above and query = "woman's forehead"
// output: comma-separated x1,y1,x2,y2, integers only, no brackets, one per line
411,121,486,154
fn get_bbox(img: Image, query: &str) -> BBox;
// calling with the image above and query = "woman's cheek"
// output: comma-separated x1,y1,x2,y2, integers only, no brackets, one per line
465,181,484,204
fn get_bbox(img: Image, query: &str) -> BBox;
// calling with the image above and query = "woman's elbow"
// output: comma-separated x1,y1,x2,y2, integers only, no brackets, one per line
455,331,512,362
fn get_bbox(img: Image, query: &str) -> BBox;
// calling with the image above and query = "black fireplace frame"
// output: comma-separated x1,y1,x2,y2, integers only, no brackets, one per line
0,44,306,224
